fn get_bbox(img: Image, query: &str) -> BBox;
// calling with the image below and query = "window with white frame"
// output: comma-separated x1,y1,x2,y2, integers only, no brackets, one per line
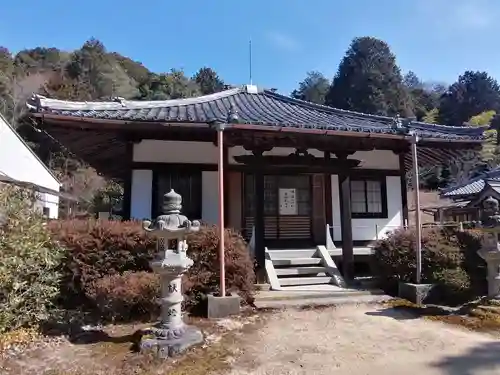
350,178,387,218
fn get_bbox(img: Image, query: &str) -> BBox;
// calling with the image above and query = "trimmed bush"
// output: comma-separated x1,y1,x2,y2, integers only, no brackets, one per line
48,219,157,306
85,271,160,322
184,225,256,310
0,185,64,332
51,220,255,317
373,227,486,303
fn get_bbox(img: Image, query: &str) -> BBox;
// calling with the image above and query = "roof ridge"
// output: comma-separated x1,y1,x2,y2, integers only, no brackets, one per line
410,121,485,133
262,90,483,134
29,87,244,111
442,167,500,195
262,89,394,122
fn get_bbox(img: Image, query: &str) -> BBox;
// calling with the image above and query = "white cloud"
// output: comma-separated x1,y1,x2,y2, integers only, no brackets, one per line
266,31,300,52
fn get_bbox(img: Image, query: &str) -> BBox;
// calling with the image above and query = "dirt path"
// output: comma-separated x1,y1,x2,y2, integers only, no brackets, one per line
227,304,500,375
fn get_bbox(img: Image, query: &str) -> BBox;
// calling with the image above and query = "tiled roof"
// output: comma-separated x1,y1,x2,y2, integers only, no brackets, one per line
441,168,500,198
27,85,484,142
419,200,472,210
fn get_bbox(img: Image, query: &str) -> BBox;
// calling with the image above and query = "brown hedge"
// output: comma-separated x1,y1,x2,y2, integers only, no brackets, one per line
48,219,156,306
184,225,256,310
49,220,255,317
85,271,160,322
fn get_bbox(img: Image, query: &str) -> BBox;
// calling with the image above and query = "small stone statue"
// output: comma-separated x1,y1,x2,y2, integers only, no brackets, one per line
478,196,500,299
139,189,203,358
480,196,500,228
391,114,411,135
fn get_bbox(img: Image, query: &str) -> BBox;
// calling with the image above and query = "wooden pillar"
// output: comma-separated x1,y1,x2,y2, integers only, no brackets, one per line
216,127,226,297
324,152,333,229
311,174,326,244
122,141,134,220
254,169,266,282
399,152,409,227
223,146,229,226
411,134,422,284
338,172,354,281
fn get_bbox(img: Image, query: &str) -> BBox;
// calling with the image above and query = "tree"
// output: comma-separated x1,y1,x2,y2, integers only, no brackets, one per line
326,36,413,117
66,38,138,100
291,71,330,105
193,67,224,95
468,110,496,127
0,47,16,121
466,110,500,168
136,69,200,100
402,71,442,121
15,47,69,72
438,71,500,126
0,48,49,127
403,71,422,90
422,108,439,124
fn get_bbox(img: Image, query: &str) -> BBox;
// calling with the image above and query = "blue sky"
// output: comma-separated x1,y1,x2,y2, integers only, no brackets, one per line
1,0,499,94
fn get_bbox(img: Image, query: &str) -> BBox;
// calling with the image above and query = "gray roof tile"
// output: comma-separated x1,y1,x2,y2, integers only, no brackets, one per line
442,168,500,198
27,85,484,142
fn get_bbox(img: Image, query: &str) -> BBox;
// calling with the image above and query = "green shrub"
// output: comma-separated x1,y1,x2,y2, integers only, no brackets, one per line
456,229,487,295
0,185,64,332
373,227,485,303
48,219,157,306
84,271,160,322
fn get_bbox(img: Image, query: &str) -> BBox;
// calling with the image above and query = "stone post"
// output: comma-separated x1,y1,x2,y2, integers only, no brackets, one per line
139,189,203,358
477,196,500,300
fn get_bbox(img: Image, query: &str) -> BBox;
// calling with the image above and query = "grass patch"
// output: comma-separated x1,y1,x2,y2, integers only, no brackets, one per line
0,328,42,352
384,298,500,335
0,310,268,375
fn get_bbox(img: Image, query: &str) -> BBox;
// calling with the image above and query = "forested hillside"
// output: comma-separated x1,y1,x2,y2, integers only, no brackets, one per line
0,38,227,217
0,36,499,216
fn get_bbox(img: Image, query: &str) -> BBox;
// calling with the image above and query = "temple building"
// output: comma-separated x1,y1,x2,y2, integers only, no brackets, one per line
437,168,500,223
27,84,483,285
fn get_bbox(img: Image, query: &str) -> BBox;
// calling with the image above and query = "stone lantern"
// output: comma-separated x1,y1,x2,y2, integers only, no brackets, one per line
139,189,203,358
477,196,500,300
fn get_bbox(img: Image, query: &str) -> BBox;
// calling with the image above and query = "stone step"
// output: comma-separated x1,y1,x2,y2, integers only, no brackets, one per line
275,266,327,276
255,294,391,309
256,287,386,302
355,276,379,289
272,258,322,266
328,247,374,257
279,276,332,287
268,249,317,259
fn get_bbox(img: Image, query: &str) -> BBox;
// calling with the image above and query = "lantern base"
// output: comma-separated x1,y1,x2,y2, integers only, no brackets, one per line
206,293,241,318
398,282,435,305
138,325,203,358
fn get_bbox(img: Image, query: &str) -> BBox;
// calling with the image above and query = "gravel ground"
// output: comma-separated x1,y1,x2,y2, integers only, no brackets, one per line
227,304,500,375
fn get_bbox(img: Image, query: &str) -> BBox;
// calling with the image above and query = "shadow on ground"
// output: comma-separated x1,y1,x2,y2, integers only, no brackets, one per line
364,303,454,321
364,307,420,320
431,342,500,375
68,329,139,346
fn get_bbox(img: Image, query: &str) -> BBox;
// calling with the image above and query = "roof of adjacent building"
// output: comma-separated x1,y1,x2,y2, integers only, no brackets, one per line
0,112,60,188
441,168,500,198
27,85,484,142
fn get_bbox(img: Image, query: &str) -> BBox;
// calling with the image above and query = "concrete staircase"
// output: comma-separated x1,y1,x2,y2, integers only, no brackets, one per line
265,246,345,290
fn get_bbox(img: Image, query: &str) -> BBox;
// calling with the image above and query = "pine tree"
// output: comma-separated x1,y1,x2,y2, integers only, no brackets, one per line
291,71,330,105
438,71,500,126
326,37,413,117
193,67,224,95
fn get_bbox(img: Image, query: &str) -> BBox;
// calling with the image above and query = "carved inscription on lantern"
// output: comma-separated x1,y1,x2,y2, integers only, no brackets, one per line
279,188,297,216
168,283,178,293
167,308,178,317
